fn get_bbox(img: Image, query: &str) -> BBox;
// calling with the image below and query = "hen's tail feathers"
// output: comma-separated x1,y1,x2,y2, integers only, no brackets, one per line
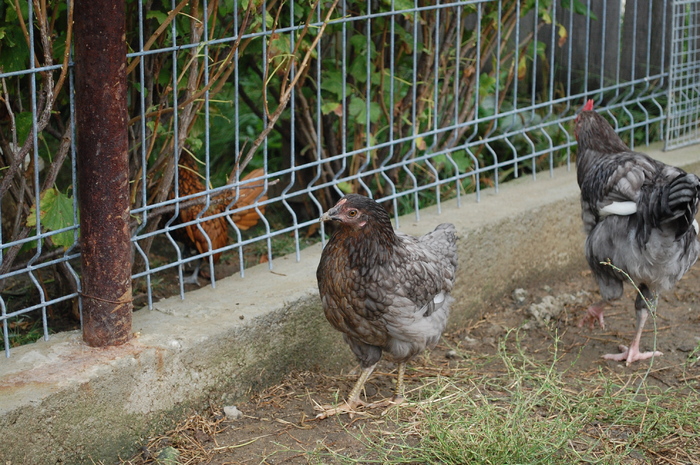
230,168,267,230
639,173,700,244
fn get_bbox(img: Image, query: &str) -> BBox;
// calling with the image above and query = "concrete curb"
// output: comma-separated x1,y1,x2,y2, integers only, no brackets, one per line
1,142,698,464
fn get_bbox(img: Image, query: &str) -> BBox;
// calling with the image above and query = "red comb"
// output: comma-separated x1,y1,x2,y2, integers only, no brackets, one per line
583,99,594,111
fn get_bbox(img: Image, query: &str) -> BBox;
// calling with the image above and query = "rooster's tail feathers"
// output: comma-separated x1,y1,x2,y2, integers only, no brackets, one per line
665,173,700,235
636,173,700,246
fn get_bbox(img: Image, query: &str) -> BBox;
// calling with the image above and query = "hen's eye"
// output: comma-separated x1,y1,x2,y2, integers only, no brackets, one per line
348,210,358,217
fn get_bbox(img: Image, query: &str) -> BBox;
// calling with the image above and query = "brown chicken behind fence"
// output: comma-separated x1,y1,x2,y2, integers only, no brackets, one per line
172,152,267,284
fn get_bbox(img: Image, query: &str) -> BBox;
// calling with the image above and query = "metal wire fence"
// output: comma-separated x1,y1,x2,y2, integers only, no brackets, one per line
666,0,700,149
1,0,699,356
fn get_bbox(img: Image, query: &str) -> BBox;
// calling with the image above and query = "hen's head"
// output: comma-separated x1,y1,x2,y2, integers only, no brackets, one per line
321,194,392,232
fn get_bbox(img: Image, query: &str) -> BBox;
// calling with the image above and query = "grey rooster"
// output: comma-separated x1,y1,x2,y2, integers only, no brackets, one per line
575,99,700,365
316,194,458,418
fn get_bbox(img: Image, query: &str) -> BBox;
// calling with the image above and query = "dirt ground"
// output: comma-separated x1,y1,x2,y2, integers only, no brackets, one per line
122,262,700,465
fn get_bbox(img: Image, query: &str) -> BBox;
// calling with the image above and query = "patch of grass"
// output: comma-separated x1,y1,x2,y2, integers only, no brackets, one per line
310,332,700,464
0,315,47,351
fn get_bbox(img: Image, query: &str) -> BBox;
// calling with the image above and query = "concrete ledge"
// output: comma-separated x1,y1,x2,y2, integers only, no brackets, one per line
1,143,698,464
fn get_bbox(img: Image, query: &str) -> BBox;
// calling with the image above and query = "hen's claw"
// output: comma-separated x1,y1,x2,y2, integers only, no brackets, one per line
579,303,606,329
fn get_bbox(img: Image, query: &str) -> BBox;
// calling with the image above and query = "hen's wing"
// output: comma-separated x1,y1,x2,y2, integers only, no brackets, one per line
383,224,458,358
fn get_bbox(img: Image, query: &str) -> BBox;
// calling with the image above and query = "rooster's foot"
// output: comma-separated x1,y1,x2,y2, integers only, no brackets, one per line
602,344,663,366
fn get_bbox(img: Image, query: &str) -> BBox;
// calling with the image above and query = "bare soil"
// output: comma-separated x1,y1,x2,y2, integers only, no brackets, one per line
123,263,700,465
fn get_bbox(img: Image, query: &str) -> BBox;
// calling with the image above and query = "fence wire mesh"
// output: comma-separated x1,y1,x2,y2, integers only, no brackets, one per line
666,0,700,149
1,0,698,356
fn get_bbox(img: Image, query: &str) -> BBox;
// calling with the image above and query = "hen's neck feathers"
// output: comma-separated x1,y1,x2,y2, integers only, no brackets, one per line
330,205,398,268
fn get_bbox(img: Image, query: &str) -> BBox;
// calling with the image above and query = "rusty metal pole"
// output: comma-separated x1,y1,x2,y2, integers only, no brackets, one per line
74,0,132,346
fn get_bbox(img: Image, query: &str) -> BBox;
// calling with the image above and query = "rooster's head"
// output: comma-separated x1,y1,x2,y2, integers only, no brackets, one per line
574,99,597,141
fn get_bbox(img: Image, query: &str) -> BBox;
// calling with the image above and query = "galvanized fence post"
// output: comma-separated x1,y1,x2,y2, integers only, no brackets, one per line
74,0,133,346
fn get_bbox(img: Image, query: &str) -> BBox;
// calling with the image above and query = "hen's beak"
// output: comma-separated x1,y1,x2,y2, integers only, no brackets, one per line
320,206,340,223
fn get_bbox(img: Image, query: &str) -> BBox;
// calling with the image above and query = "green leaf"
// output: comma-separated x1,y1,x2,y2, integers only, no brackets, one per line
186,136,203,152
321,101,342,116
451,151,473,172
561,0,598,20
0,25,30,72
478,74,497,100
384,0,414,13
348,55,369,84
15,112,33,144
320,70,345,98
146,10,168,25
337,181,353,194
4,0,28,22
27,188,77,249
348,97,381,125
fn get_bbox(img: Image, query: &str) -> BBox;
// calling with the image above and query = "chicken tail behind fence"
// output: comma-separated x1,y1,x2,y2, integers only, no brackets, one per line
229,168,267,231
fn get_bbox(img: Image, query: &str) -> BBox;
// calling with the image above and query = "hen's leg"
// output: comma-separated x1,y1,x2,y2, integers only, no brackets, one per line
579,300,606,329
182,259,202,286
365,362,407,409
315,363,376,419
393,362,406,403
602,286,662,365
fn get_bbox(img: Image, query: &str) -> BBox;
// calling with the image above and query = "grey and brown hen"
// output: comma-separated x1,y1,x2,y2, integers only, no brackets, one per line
316,194,458,418
575,99,700,365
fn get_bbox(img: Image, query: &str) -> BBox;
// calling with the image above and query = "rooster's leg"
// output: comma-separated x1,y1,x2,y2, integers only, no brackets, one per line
602,286,662,365
579,300,606,329
315,363,377,419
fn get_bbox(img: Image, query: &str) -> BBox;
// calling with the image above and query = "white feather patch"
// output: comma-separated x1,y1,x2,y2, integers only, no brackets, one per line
694,219,699,235
599,201,637,217
433,292,445,305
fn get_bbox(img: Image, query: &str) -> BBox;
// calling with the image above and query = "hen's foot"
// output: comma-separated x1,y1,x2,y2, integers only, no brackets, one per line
315,396,405,420
365,395,405,409
368,395,405,416
578,303,606,329
602,345,663,366
314,400,367,420
182,274,202,286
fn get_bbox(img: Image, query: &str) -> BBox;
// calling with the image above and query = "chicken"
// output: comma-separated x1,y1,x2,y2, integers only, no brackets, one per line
316,194,458,418
574,99,700,365
173,152,267,284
